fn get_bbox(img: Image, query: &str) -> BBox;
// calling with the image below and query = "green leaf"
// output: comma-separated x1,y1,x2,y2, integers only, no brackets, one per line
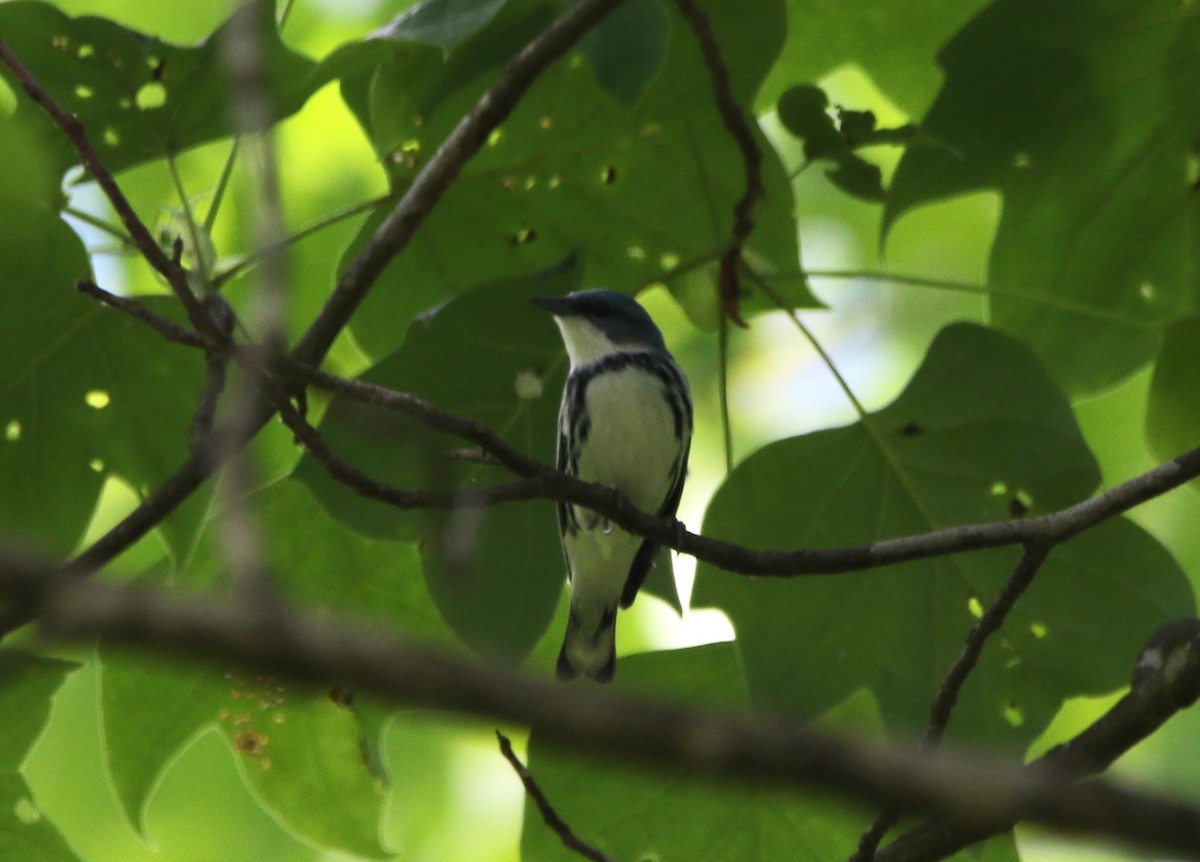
884,0,1200,394
1146,316,1200,462
0,652,79,862
0,652,77,771
694,323,1194,750
577,0,671,107
296,259,577,660
345,0,807,356
371,0,511,53
0,0,319,175
99,657,391,858
0,774,80,862
776,84,886,201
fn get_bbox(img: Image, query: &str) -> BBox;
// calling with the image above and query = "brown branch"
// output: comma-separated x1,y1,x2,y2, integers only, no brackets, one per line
672,0,762,326
62,283,1200,588
0,550,1198,859
76,280,208,348
852,544,1053,860
496,732,617,862
877,619,1200,862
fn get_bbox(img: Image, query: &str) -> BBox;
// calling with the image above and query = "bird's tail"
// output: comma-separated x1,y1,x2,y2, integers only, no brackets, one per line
556,607,616,683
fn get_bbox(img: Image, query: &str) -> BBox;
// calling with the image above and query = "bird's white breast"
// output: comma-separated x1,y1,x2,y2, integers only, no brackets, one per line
574,364,680,515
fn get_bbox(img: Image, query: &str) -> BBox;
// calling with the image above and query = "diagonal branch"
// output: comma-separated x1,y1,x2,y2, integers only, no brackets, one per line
852,544,1053,860
0,40,219,341
497,732,617,862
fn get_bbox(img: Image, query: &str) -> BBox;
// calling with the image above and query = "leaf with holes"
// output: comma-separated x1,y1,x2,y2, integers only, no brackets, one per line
693,323,1194,752
884,0,1200,394
0,0,319,175
339,0,808,357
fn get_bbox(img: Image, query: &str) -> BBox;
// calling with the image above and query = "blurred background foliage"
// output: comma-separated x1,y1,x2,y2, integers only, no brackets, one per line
1,0,1199,860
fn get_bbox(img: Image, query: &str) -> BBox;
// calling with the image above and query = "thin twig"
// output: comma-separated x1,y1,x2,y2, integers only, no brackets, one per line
1,551,1199,860
496,732,617,862
672,0,762,325
851,543,1053,861
76,281,207,348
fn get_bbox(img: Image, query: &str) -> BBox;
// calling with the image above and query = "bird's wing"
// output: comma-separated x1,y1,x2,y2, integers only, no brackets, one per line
556,374,580,581
619,435,691,609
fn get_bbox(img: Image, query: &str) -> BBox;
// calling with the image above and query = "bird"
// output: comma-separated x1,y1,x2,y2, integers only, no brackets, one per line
530,289,692,682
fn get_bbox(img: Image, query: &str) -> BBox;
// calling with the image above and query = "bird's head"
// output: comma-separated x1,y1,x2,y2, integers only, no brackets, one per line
530,289,667,368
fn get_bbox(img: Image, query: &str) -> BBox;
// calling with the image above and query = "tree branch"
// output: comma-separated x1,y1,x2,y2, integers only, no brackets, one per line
67,281,1200,585
497,731,617,862
671,0,762,325
0,548,1198,859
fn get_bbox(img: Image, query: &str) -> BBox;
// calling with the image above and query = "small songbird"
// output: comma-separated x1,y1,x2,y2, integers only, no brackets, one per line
531,289,692,682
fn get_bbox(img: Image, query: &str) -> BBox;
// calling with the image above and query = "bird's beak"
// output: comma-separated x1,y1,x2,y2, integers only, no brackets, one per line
530,296,573,316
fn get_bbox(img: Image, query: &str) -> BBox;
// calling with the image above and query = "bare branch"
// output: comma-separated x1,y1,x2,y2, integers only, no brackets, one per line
497,731,617,862
672,0,762,325
76,280,208,348
0,550,1198,860
64,279,1200,587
